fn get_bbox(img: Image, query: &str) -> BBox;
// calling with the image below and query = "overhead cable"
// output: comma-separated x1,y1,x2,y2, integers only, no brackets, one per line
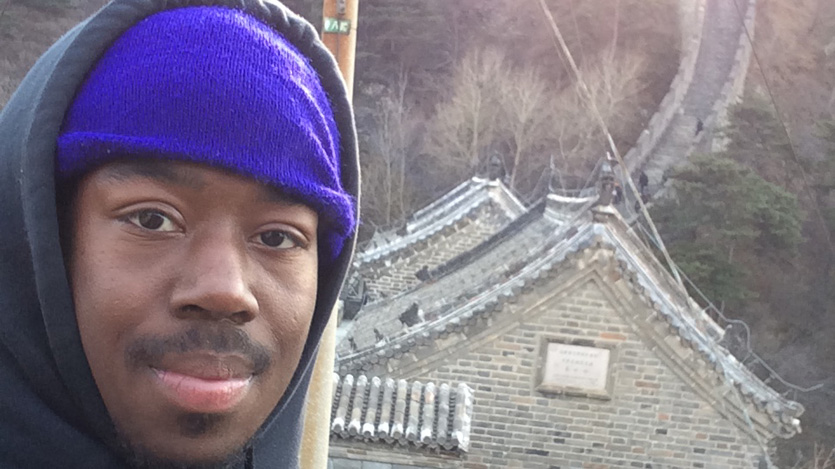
532,0,685,289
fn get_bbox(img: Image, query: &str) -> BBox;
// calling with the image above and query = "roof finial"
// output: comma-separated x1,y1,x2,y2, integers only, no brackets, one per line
598,161,615,206
486,153,505,181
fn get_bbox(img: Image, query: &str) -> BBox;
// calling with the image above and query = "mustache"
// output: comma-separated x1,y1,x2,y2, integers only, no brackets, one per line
125,326,271,376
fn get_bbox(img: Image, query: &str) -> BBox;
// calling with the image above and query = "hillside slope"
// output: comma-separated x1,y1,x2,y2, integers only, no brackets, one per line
728,0,835,463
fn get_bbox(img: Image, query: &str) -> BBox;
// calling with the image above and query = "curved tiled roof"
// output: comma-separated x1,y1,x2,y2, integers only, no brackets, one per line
355,177,525,264
337,195,593,356
337,199,803,439
330,374,473,452
342,177,527,310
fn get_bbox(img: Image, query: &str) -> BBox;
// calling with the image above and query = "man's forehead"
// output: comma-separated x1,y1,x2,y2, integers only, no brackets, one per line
100,159,205,189
97,159,304,206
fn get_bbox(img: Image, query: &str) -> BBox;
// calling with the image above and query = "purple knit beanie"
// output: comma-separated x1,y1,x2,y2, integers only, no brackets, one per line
57,6,355,261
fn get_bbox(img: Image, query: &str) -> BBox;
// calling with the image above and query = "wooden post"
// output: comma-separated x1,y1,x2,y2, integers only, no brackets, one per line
299,1,359,468
321,0,359,100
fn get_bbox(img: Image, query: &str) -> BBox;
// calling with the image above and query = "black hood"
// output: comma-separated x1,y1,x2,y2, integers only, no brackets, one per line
0,0,359,466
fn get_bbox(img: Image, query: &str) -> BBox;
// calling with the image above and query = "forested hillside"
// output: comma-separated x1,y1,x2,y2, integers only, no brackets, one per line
1,0,680,236
649,0,835,465
280,1,680,238
745,0,835,464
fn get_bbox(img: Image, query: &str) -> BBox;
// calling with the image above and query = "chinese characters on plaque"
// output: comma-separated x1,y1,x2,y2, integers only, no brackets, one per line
542,342,610,392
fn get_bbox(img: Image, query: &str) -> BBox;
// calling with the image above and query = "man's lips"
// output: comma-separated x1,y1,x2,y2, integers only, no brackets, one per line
155,353,255,380
150,354,255,413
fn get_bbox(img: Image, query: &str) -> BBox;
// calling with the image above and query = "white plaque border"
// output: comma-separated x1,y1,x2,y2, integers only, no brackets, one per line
534,335,619,400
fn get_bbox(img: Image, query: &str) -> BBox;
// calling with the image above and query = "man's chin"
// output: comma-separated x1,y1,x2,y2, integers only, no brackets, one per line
114,423,252,469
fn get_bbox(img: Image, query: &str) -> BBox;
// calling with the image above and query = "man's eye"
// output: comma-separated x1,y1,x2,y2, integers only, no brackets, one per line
126,210,177,232
259,230,299,249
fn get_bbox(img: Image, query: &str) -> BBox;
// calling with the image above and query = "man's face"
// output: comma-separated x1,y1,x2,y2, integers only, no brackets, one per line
68,160,319,466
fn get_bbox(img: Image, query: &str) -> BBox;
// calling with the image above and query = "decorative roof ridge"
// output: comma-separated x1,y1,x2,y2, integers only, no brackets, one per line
409,177,486,223
336,202,570,353
424,195,598,293
423,200,548,283
356,182,492,263
544,193,599,224
406,178,490,234
546,192,598,203
355,178,525,264
341,194,594,349
485,179,526,218
337,221,596,367
343,202,552,314
330,374,473,452
591,216,804,437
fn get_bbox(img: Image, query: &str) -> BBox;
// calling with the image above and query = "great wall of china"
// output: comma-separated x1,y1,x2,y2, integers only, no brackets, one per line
623,0,756,195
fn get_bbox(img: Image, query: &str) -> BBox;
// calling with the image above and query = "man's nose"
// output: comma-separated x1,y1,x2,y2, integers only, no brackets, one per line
170,232,258,324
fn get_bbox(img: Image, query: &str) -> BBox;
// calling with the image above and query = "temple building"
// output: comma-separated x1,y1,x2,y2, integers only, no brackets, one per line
328,175,802,469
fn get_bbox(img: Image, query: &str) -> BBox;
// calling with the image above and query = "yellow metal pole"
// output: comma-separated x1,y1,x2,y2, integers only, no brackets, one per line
299,1,358,468
299,306,338,469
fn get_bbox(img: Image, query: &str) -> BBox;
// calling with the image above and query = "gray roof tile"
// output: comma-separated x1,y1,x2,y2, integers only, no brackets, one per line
338,196,595,356
330,374,473,452
356,178,524,264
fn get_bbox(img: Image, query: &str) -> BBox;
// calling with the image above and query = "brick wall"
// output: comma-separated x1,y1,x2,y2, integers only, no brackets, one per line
402,280,764,468
329,445,462,469
330,456,435,469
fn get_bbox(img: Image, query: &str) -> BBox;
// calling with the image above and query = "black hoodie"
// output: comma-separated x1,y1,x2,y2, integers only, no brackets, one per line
0,0,359,466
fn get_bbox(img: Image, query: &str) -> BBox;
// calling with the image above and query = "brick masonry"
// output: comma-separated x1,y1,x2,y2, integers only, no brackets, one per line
330,457,434,469
333,275,769,468
330,444,463,469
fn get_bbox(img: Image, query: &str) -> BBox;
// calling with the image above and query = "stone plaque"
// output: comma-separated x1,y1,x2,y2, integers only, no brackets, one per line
541,343,610,392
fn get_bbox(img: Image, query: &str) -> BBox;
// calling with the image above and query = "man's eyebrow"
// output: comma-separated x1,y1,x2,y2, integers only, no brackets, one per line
101,159,309,208
258,185,307,207
100,159,205,189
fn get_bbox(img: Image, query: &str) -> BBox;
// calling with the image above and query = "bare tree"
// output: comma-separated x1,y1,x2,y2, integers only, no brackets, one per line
580,51,647,124
494,68,555,192
791,444,835,469
362,74,420,228
422,48,645,198
547,51,647,188
424,49,505,178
